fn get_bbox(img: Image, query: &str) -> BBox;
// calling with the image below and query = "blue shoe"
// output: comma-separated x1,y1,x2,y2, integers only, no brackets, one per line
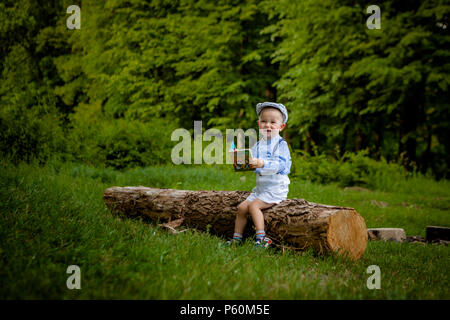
254,237,272,248
224,238,242,247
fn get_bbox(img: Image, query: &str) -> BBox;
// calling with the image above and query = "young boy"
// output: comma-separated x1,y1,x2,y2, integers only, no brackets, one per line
228,102,291,248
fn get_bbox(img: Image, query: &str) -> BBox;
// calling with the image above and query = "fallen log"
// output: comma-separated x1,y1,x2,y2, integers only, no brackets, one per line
103,187,368,260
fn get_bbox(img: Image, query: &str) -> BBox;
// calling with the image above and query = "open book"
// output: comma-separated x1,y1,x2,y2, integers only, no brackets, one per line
229,149,254,172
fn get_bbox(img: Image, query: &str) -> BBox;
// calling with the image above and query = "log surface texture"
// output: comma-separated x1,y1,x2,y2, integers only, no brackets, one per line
103,187,368,260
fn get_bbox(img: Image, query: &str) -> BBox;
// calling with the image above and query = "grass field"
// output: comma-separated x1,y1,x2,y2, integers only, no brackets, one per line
0,159,449,299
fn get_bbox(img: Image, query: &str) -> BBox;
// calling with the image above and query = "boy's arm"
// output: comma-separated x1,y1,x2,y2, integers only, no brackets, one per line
256,142,291,176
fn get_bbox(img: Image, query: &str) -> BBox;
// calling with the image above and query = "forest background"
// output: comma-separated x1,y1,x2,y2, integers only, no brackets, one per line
1,0,449,181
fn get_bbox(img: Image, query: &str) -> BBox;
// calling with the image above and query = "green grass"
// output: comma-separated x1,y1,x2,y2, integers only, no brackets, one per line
0,159,449,299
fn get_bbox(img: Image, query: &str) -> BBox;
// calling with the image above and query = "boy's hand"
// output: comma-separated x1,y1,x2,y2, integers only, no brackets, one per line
249,158,264,168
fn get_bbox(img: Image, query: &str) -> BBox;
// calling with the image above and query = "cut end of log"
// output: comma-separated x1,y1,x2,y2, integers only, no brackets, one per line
327,209,368,260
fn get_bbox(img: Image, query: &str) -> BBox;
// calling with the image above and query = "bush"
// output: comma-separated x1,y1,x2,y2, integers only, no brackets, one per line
97,118,176,169
67,108,178,170
0,103,66,164
291,149,411,191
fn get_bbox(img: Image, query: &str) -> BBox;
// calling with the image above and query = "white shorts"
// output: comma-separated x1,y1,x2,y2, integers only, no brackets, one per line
246,186,288,204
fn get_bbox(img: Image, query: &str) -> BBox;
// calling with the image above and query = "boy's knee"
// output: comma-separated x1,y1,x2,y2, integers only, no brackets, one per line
248,200,272,213
248,201,260,213
237,201,249,215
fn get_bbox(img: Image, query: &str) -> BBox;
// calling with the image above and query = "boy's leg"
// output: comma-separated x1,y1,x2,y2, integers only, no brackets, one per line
248,199,274,231
249,199,275,247
234,200,250,235
223,200,250,246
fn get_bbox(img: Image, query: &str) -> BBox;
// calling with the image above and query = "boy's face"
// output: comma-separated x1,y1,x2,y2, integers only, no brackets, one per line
257,108,286,139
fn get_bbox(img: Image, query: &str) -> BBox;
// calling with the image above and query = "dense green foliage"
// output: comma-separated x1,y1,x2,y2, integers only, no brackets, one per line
0,0,449,177
269,0,450,177
291,149,413,190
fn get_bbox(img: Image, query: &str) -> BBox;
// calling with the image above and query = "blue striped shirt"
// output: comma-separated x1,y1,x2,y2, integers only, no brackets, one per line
250,134,291,190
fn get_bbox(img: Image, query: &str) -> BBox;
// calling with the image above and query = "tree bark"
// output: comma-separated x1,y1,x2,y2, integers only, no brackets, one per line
103,187,368,260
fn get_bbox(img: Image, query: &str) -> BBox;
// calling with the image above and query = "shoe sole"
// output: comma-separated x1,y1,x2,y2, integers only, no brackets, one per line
254,238,272,248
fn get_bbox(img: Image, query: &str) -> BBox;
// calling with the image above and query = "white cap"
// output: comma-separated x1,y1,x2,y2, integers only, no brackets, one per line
256,102,288,123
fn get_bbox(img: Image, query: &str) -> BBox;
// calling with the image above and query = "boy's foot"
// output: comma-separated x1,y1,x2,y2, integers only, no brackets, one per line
254,237,272,248
224,238,242,247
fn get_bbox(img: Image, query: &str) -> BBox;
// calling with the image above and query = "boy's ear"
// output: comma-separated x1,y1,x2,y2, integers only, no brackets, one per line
257,120,260,127
280,123,286,131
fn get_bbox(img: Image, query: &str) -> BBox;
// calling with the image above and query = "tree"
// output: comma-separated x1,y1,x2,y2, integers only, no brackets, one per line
0,0,69,163
265,0,450,177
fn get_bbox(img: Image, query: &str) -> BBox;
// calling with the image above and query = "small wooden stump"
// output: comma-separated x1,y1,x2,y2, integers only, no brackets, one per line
367,228,406,242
